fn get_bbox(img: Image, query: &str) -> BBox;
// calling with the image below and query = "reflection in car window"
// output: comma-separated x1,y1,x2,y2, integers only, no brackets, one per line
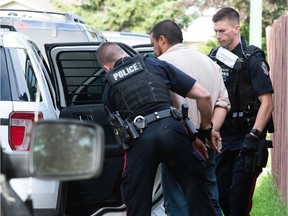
9,48,42,102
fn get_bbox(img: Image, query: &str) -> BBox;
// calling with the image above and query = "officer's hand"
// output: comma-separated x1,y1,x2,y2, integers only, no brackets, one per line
239,133,260,156
197,126,211,144
193,138,208,159
197,125,220,153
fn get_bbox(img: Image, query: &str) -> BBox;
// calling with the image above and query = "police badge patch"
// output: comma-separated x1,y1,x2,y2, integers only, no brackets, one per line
261,62,269,76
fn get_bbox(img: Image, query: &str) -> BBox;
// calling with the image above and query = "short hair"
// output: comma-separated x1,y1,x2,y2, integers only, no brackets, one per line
212,7,240,24
150,20,183,45
97,42,124,67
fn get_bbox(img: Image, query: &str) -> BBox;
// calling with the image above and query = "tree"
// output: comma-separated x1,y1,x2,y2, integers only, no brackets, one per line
52,0,201,33
52,0,286,51
197,0,287,53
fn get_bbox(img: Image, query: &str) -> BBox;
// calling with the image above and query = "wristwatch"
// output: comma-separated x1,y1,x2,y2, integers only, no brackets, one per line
250,128,261,138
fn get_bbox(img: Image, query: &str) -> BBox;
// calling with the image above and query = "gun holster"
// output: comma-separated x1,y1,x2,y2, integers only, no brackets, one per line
113,128,130,151
109,111,139,151
181,104,197,141
244,139,273,172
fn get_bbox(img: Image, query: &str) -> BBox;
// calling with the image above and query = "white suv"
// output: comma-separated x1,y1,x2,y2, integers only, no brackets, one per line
1,10,162,215
0,8,107,59
0,10,107,215
0,19,61,215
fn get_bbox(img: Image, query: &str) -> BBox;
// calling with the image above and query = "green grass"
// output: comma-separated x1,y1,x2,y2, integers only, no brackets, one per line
250,134,288,216
251,169,288,216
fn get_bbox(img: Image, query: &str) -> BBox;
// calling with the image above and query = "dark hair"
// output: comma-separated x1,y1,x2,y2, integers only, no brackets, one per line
212,7,240,24
150,20,183,45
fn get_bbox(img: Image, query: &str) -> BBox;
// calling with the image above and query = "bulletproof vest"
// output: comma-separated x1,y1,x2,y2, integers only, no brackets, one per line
209,46,265,131
106,55,171,118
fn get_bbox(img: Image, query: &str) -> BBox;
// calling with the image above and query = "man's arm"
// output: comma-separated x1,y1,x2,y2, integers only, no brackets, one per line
252,93,274,133
240,92,274,156
186,82,212,129
211,106,228,153
212,106,229,132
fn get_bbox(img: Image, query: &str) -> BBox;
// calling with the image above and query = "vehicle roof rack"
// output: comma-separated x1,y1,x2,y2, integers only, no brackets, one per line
0,16,20,31
0,8,86,24
0,16,21,26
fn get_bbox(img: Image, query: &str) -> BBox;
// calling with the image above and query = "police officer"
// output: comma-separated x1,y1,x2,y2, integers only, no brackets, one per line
209,7,274,216
97,42,216,216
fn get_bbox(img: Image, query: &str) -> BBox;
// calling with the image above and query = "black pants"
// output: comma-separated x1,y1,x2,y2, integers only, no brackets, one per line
121,117,215,216
216,149,262,216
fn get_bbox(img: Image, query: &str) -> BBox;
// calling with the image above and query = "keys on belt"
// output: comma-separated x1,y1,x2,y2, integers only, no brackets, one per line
133,108,182,132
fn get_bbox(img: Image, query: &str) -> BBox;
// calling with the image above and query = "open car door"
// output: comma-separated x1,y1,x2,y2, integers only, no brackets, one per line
45,42,164,216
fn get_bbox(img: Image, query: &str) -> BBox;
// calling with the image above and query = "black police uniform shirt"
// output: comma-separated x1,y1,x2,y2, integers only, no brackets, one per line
102,56,196,119
221,39,274,151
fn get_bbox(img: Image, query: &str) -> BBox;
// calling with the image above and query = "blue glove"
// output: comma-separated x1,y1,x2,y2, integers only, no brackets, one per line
239,133,260,156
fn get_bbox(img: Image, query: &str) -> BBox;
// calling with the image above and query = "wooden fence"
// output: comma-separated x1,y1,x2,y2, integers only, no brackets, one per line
266,15,288,203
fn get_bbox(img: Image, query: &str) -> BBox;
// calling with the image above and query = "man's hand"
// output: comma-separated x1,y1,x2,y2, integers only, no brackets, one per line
211,130,222,154
239,133,260,156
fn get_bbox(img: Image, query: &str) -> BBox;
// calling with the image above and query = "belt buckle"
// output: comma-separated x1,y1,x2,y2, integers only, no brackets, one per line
133,115,146,130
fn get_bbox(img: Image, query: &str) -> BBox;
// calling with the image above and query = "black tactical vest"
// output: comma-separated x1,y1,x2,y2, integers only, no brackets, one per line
106,55,171,118
209,45,265,132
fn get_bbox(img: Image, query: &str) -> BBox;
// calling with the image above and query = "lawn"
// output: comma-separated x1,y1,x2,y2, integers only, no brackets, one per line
251,158,288,216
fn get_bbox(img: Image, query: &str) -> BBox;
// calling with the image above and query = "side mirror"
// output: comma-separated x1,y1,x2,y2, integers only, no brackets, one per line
29,119,104,181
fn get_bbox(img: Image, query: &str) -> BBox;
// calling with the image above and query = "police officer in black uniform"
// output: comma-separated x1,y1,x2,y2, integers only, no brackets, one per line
97,42,216,216
209,7,274,216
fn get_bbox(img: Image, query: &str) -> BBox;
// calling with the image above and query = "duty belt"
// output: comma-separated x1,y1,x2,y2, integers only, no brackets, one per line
133,107,182,131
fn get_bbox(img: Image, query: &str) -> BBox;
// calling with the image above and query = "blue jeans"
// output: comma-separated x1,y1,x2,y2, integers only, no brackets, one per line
161,149,222,216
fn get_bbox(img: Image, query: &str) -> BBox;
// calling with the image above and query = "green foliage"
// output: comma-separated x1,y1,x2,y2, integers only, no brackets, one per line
198,0,287,56
199,0,287,54
52,0,287,44
197,38,218,55
52,0,199,33
251,172,288,216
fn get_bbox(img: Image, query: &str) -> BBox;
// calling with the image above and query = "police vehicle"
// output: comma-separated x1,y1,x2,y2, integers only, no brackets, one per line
0,10,108,216
0,17,60,216
0,8,106,60
0,15,161,216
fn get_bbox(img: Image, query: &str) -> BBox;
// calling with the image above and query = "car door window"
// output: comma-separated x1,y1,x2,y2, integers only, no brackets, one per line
30,41,57,109
56,50,105,105
8,48,42,102
0,48,12,101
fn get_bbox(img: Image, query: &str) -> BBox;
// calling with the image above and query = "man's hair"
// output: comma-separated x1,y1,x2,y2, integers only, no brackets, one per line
150,20,183,45
97,42,124,67
212,7,240,24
